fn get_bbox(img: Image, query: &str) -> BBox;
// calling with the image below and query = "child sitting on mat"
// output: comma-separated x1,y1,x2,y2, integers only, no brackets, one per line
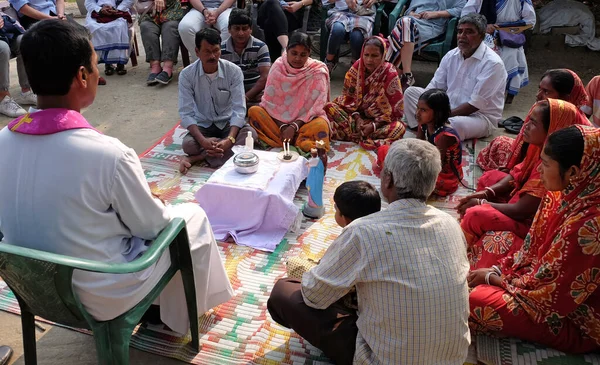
377,89,463,197
287,180,381,307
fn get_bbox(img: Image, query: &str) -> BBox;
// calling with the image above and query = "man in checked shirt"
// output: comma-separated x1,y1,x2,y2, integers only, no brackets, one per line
268,139,471,365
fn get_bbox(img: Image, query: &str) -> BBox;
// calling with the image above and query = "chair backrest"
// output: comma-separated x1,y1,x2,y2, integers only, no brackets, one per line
0,250,90,329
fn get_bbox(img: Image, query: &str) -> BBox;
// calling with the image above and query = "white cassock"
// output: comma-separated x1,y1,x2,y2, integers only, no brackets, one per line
0,126,233,335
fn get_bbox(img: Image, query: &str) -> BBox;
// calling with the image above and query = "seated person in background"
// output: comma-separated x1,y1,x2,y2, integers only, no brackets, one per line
461,0,536,104
179,28,257,173
386,0,466,89
325,36,405,151
457,99,590,270
85,0,133,76
468,125,600,354
256,0,320,61
268,139,471,365
582,75,600,127
323,0,377,72
477,69,589,171
0,11,36,117
248,31,330,153
0,20,233,336
10,0,65,28
138,0,185,86
220,9,270,106
380,89,463,197
178,0,234,63
403,13,506,140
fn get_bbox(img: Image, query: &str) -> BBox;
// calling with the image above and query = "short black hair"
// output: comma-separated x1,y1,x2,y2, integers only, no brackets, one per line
20,19,93,96
229,8,252,28
333,181,381,221
544,126,584,179
195,28,221,49
542,69,575,98
287,31,312,52
419,89,451,129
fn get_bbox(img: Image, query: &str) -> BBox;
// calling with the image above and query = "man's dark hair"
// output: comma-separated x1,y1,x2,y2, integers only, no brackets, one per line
333,181,381,221
229,8,252,28
20,19,93,96
195,28,221,49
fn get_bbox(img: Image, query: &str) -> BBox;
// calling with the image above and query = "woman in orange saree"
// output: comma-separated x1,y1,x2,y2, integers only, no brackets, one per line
467,125,600,354
457,99,590,269
476,68,589,172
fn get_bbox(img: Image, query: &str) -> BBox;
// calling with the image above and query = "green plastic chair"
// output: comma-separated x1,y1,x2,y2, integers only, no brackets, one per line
0,218,199,365
388,0,458,63
319,2,387,61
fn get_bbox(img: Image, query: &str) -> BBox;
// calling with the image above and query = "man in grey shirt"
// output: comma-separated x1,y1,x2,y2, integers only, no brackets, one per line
178,28,256,173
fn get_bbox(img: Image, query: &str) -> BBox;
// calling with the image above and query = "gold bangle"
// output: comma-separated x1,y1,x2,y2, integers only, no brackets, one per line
227,136,235,144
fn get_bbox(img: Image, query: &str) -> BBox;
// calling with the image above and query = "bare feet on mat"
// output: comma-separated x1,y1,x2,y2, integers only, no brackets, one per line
179,153,207,174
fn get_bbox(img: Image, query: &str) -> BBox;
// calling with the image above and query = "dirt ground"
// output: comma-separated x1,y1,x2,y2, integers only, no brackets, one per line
0,4,599,364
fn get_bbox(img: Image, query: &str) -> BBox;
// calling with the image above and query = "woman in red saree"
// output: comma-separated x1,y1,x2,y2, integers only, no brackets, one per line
477,68,589,171
324,36,405,151
467,125,600,354
457,99,590,269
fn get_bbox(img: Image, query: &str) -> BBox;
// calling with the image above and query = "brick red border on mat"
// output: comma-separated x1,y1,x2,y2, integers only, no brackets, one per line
139,122,181,158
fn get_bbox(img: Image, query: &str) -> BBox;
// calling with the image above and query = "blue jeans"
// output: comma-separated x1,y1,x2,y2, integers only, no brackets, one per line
327,21,364,60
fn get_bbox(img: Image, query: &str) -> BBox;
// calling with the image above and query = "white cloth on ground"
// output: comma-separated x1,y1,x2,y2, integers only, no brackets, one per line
84,0,132,64
0,127,233,336
537,0,600,51
403,42,506,139
196,149,308,252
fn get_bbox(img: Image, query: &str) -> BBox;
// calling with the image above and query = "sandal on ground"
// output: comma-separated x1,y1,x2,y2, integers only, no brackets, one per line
116,64,127,75
104,64,115,76
98,77,107,86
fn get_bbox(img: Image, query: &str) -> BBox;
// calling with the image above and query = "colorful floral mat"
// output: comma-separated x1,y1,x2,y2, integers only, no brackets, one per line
1,125,595,364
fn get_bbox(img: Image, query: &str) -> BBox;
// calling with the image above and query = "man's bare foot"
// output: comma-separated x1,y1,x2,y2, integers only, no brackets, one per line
179,153,206,174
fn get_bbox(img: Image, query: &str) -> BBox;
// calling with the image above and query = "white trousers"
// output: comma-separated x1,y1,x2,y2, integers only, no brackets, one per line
403,86,495,140
178,8,233,62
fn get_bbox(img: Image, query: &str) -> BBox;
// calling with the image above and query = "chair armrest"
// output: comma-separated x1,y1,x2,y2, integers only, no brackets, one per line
442,17,458,55
373,2,385,34
388,0,408,33
0,218,186,274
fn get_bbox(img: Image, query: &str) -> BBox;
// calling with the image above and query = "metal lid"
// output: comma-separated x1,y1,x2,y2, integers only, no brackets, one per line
233,152,259,167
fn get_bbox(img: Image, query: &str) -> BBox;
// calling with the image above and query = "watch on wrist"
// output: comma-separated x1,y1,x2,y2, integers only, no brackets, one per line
227,136,235,144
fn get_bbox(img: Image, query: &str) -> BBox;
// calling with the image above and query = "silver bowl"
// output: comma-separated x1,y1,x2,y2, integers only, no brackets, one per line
233,152,259,174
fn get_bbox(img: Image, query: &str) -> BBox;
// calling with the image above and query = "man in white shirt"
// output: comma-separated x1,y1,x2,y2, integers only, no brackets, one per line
0,20,233,336
403,13,507,140
268,139,471,365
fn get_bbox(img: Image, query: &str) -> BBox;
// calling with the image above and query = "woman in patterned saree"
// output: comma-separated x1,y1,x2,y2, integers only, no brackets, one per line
324,36,405,151
467,125,600,354
457,99,590,269
477,69,589,171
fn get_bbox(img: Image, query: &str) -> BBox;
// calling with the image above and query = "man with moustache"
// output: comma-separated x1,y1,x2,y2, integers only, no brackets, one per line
402,13,507,140
178,28,257,173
